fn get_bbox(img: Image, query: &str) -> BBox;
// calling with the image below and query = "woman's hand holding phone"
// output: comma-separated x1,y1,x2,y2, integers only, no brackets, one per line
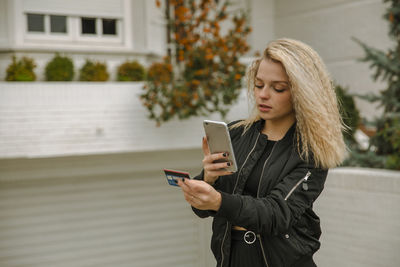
202,137,233,185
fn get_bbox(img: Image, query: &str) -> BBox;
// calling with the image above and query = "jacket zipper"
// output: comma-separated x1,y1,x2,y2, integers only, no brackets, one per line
255,140,277,267
219,132,260,267
284,171,311,201
256,141,277,197
257,234,270,267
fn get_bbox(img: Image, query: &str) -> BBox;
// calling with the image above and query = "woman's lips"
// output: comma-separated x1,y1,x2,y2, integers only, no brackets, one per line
259,104,272,112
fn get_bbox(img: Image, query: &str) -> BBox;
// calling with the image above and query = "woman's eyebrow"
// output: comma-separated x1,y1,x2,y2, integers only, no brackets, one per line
272,81,289,85
255,77,289,84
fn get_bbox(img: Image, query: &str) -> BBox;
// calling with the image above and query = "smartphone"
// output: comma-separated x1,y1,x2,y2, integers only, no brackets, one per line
203,120,238,173
163,169,191,187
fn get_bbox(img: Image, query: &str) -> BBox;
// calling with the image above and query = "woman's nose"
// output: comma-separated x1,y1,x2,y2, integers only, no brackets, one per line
259,87,271,99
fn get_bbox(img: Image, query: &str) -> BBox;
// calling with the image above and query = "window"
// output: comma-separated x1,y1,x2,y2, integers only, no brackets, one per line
27,14,45,32
102,19,116,35
50,15,67,33
81,17,96,34
25,13,121,44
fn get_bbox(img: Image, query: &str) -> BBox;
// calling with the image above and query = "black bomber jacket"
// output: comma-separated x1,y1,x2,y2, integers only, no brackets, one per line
192,120,328,267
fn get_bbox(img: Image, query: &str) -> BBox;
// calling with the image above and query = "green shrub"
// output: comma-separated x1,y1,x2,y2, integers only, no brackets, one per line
335,84,361,144
45,53,74,81
6,56,37,81
117,60,145,81
79,60,109,81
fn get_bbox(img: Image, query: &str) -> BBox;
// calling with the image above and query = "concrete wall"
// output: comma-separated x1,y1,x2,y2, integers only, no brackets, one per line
314,167,400,267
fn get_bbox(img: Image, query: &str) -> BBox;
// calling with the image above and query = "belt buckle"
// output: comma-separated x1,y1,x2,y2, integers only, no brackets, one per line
244,230,256,244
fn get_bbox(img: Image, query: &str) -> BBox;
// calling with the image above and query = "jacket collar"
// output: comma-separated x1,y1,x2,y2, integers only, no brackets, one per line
255,120,297,144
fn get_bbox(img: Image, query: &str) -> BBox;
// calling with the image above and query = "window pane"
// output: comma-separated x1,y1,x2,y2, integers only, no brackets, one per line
27,14,44,32
81,17,96,34
50,15,67,33
102,19,116,35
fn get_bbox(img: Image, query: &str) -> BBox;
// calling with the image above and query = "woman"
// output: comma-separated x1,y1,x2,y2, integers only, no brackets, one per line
177,38,347,267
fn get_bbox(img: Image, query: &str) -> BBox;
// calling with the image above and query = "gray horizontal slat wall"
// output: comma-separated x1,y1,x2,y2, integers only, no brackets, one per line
0,149,208,267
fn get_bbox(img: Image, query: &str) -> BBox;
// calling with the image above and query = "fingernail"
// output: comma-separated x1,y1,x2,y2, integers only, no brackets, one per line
227,162,231,166
223,152,227,157
182,178,185,182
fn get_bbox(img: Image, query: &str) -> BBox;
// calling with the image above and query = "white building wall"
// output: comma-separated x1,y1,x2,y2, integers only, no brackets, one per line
22,0,124,17
0,0,165,81
130,0,147,52
248,0,275,56
145,0,167,56
0,0,392,119
275,0,392,120
0,0,10,48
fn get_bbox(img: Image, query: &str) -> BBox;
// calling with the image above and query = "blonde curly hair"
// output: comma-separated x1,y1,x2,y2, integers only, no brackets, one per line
234,38,347,169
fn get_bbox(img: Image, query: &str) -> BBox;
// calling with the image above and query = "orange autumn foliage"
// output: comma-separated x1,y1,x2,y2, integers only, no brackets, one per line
142,0,251,124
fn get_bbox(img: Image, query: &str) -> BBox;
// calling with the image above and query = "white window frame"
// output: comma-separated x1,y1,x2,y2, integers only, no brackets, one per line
49,14,69,35
77,17,122,44
25,13,72,41
24,13,122,45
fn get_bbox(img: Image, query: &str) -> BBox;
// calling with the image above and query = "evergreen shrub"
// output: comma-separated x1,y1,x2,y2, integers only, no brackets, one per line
6,56,37,81
352,0,400,170
117,60,145,81
45,53,74,81
335,84,361,144
79,60,109,81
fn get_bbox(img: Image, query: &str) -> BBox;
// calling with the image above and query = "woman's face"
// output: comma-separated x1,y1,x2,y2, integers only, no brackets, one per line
254,59,295,125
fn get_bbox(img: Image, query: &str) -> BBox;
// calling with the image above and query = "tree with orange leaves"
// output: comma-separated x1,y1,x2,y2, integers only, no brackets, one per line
141,0,251,124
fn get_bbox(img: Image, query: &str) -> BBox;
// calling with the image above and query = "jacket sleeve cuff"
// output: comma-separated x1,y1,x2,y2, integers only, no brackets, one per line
192,170,204,181
215,191,242,220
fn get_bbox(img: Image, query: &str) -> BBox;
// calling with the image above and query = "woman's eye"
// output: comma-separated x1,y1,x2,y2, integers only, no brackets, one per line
255,84,263,89
273,87,286,93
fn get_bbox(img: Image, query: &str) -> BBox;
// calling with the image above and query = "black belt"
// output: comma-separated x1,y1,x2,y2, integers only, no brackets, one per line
231,230,257,244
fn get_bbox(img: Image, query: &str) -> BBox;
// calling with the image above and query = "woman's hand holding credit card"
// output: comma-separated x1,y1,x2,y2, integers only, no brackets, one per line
163,169,190,187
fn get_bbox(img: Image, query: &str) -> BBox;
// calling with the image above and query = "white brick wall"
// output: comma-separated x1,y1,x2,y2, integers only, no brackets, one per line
0,82,249,158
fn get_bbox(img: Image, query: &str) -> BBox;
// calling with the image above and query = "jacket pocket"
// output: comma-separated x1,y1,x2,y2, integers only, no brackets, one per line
270,228,312,266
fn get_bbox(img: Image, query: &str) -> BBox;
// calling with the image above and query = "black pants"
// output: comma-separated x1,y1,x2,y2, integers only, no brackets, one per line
229,230,317,267
229,230,265,267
